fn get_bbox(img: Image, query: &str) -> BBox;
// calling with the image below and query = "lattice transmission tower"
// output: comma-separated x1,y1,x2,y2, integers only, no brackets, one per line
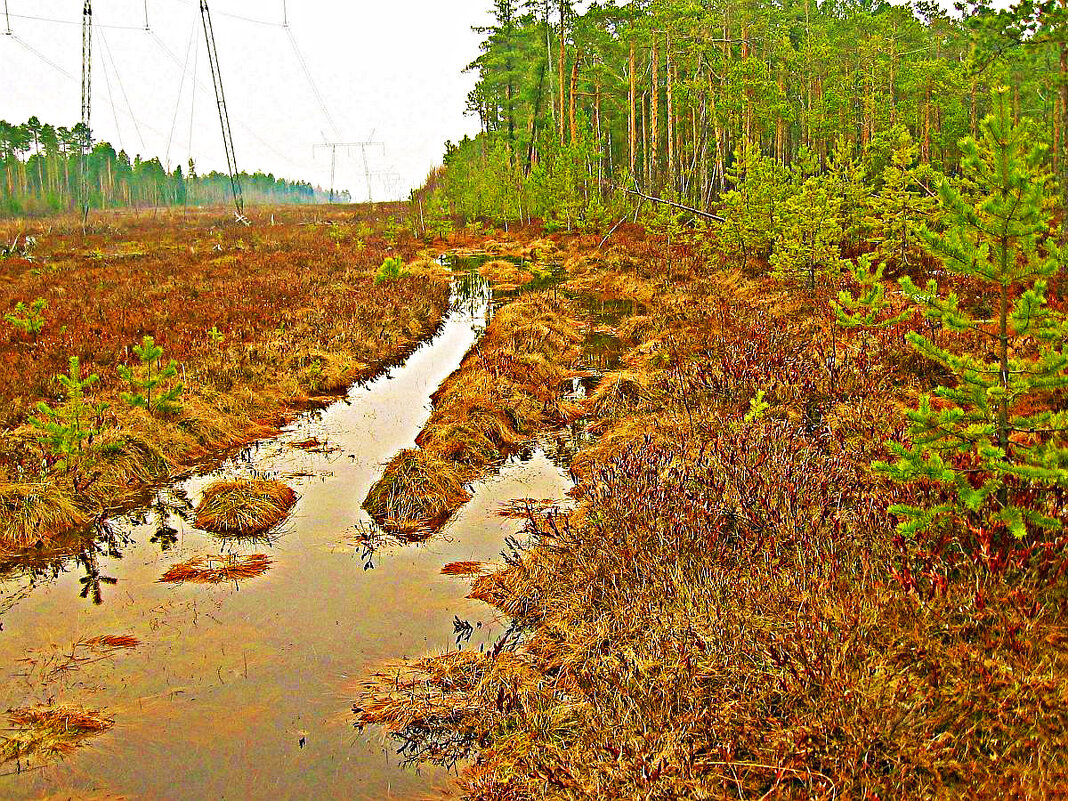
199,0,244,218
80,0,92,226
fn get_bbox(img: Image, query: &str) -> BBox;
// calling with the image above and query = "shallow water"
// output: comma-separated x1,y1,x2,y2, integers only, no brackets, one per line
0,275,573,799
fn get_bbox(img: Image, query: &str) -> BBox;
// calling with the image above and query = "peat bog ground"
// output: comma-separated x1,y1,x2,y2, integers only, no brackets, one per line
0,205,1066,799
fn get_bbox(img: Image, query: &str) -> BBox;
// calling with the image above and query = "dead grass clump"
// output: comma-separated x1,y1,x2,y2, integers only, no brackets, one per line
0,705,113,767
478,259,532,290
440,561,487,576
84,635,139,649
616,314,659,345
363,449,471,533
415,422,499,468
495,498,568,520
159,552,272,584
0,482,88,550
194,478,297,535
585,370,654,420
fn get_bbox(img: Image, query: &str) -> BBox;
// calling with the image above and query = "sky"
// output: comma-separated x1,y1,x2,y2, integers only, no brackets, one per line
0,1,494,199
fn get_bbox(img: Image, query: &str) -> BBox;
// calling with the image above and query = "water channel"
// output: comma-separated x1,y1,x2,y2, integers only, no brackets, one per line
0,270,576,799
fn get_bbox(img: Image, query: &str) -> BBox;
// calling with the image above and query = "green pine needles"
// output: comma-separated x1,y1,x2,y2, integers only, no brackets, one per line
868,89,1067,539
118,336,184,416
770,148,845,291
374,256,410,285
29,356,107,480
5,298,47,340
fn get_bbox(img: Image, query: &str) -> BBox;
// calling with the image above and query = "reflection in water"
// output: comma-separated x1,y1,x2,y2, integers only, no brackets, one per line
0,258,625,799
0,267,560,800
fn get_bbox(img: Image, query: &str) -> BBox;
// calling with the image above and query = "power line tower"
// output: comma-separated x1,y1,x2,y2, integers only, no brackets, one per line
199,0,244,219
369,170,402,201
4,0,12,36
313,138,384,203
80,0,92,227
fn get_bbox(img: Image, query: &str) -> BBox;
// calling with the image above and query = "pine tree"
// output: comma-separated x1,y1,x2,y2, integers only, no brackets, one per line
718,144,790,265
827,138,871,250
770,148,844,291
863,127,936,271
118,336,184,416
878,89,1068,539
29,357,107,481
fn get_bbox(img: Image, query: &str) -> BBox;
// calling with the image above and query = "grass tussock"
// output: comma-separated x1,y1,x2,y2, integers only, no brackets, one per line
478,259,533,290
363,449,471,533
0,481,88,550
194,478,297,535
364,289,585,535
159,552,272,584
584,369,655,423
0,705,113,767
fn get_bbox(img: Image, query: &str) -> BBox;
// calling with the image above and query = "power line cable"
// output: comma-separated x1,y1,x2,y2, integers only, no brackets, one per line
2,30,169,145
7,11,144,31
9,32,73,78
4,0,338,177
145,23,303,169
165,19,197,170
99,29,147,154
98,29,126,152
284,24,340,141
188,26,197,166
165,0,281,28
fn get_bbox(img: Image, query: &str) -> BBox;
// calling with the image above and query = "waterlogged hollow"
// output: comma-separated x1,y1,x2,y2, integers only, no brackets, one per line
0,271,575,799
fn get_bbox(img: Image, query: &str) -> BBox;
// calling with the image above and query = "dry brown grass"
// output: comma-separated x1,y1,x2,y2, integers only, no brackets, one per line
0,481,88,551
0,705,113,767
194,478,297,535
83,635,139,649
0,204,453,550
363,449,471,533
354,230,1068,800
478,259,533,290
495,498,568,520
159,552,272,584
584,369,655,422
363,289,586,535
440,561,487,576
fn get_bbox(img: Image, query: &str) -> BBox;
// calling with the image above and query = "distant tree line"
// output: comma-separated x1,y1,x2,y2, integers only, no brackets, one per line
430,0,1067,229
0,116,337,215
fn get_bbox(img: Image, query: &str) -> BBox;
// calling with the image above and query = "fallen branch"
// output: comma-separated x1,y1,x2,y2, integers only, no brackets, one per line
598,206,637,249
619,185,726,223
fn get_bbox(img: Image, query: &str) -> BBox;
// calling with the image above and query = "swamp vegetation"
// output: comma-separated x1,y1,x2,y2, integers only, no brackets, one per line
0,0,1066,797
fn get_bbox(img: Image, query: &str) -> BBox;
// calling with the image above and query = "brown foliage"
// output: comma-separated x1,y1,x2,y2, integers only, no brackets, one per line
194,478,297,535
158,552,272,584
354,229,1068,800
0,705,113,767
0,204,452,548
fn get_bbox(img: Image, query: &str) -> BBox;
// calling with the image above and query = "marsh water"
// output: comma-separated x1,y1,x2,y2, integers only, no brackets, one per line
0,269,580,799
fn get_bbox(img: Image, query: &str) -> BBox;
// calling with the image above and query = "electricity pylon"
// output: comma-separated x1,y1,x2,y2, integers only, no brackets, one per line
200,0,244,218
313,137,384,203
80,0,92,227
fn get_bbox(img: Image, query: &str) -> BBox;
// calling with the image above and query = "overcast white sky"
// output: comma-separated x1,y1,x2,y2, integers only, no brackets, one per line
0,1,493,199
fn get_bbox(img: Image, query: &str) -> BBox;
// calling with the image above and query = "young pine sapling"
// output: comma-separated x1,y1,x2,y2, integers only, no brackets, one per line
29,356,108,485
118,336,184,416
5,298,47,340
